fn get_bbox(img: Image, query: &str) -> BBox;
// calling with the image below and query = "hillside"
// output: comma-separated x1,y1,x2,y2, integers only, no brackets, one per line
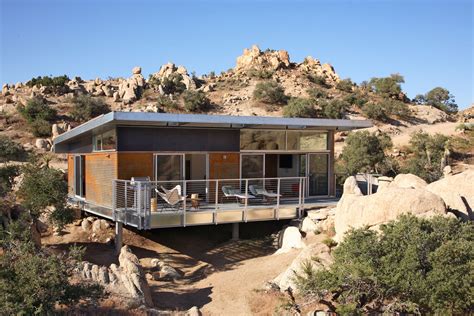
0,45,472,165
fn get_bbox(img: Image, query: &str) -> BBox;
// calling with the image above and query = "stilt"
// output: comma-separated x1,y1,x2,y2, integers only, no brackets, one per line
232,222,239,240
115,221,123,255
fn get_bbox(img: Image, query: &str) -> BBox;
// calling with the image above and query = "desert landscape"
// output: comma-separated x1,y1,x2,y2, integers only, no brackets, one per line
1,0,473,315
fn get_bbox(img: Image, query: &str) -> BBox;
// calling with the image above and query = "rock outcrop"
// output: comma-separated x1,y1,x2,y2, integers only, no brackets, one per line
235,45,291,72
272,243,332,292
297,56,340,84
118,66,146,104
390,173,427,189
80,246,153,307
149,63,196,91
334,176,446,242
426,170,474,220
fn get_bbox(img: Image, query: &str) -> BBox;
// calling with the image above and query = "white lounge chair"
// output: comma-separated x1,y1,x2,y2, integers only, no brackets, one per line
221,185,255,204
249,184,281,199
155,186,186,211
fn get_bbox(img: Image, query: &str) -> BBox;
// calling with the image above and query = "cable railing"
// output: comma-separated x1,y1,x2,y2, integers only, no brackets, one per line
112,177,306,229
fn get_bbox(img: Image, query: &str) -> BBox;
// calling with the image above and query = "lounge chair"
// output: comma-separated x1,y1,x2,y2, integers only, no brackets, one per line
249,184,281,203
221,185,255,204
155,186,186,211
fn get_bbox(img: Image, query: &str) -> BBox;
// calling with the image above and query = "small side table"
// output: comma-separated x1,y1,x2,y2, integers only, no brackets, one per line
190,198,201,210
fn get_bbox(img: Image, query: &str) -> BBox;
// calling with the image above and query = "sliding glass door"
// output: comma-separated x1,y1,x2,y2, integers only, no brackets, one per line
307,153,329,196
154,154,184,181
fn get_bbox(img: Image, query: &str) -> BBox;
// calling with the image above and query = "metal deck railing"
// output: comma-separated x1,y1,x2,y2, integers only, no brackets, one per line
112,177,306,229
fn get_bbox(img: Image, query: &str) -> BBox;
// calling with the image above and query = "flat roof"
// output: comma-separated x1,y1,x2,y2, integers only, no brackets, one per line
53,111,372,147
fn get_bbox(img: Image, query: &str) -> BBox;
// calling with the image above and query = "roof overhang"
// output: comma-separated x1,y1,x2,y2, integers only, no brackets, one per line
53,111,372,151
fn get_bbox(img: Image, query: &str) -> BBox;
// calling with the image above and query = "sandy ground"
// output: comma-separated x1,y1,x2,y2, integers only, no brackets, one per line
390,121,459,148
43,219,301,315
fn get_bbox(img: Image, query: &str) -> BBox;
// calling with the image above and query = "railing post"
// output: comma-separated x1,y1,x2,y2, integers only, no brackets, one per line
112,180,116,221
214,180,219,225
298,178,302,218
124,181,128,225
244,179,248,222
276,178,280,220
137,182,142,229
183,180,187,227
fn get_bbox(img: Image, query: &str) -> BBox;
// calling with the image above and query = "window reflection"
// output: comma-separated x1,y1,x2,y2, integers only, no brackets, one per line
93,129,116,151
287,131,327,151
240,130,286,150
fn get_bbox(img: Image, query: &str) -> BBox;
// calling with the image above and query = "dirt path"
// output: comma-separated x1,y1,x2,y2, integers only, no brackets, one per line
44,220,298,315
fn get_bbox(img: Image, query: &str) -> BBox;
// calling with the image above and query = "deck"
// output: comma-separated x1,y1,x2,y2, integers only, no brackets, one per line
71,177,339,229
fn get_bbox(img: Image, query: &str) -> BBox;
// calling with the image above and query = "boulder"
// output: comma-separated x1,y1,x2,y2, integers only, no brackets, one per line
376,176,393,192
426,170,474,220
235,45,291,71
273,243,332,292
186,306,202,316
342,176,363,196
390,173,427,189
334,187,447,242
35,138,50,150
158,264,182,280
132,66,142,74
275,226,304,254
301,217,318,234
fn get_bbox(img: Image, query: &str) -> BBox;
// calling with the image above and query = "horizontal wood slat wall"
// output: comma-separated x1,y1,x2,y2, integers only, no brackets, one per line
85,153,117,207
117,153,154,180
67,155,74,196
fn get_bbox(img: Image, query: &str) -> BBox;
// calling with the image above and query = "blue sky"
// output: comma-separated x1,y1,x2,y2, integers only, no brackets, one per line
1,0,472,108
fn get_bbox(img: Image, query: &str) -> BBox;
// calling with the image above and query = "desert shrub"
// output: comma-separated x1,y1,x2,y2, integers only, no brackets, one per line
362,99,410,122
70,95,109,122
424,87,458,114
283,98,315,118
403,131,449,182
307,74,330,88
161,73,186,95
147,74,161,88
247,68,274,79
294,215,474,315
253,81,287,104
336,78,354,92
344,92,368,107
368,73,404,98
0,165,18,197
156,95,178,110
412,94,426,105
0,214,104,314
0,136,27,163
339,130,394,175
182,90,210,112
18,161,71,225
320,99,350,119
306,87,328,100
455,123,474,132
26,75,69,88
18,97,57,137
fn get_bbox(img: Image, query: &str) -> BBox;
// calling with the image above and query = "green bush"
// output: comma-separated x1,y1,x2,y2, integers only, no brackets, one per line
70,95,109,122
18,97,57,137
362,99,410,122
0,215,104,314
369,73,404,98
247,68,274,79
18,162,68,220
253,81,287,104
306,87,328,100
0,136,27,163
425,87,458,114
156,95,178,110
26,75,70,88
336,78,354,92
161,73,186,95
339,130,394,175
320,99,350,119
182,90,211,112
283,98,315,118
294,215,474,315
403,131,449,182
0,165,19,197
344,92,368,107
307,74,330,88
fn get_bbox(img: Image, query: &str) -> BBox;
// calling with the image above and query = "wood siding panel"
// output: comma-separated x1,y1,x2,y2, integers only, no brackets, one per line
328,131,335,196
85,153,117,207
117,153,154,180
208,153,240,179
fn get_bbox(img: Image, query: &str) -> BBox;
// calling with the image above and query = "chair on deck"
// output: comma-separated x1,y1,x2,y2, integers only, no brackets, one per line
155,185,186,211
249,184,281,203
221,185,255,204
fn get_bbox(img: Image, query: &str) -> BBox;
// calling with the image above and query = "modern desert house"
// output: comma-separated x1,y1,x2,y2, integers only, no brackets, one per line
53,112,371,232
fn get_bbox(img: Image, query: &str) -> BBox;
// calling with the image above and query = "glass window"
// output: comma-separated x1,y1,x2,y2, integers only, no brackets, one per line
241,154,264,178
240,130,286,151
155,155,183,181
93,129,116,151
287,131,328,151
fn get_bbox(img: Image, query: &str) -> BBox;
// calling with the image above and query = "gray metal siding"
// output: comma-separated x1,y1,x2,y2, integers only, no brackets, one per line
55,133,93,153
117,127,240,152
